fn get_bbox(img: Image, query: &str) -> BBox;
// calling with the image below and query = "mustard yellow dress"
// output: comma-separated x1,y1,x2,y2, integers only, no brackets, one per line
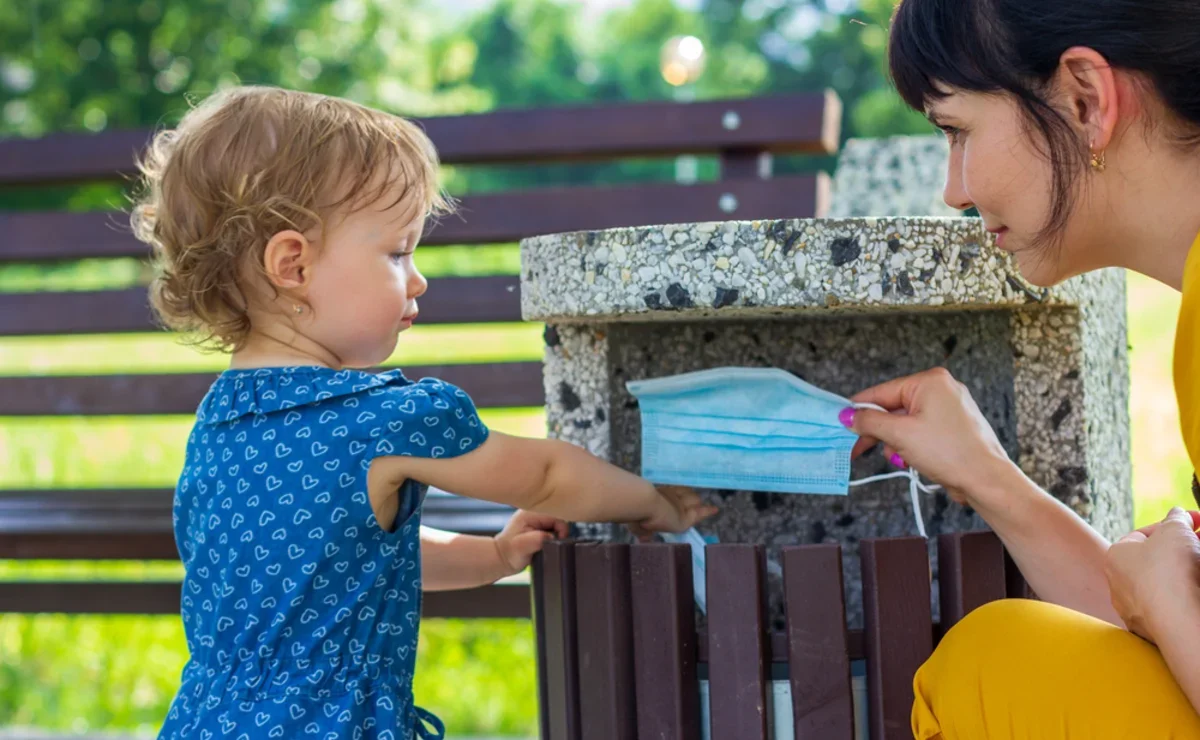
909,233,1200,739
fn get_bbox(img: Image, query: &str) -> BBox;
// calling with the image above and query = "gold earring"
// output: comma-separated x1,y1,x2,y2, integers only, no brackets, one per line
1090,148,1106,172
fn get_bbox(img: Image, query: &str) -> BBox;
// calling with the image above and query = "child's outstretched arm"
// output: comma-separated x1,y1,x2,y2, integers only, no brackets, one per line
386,432,716,533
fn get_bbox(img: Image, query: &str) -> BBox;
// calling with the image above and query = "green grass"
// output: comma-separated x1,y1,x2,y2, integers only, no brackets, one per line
0,614,537,736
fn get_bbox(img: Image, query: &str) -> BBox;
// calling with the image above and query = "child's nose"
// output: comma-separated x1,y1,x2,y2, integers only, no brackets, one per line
409,268,428,299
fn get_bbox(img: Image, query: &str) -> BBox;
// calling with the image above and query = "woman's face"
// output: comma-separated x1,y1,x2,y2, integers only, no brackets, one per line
928,90,1104,287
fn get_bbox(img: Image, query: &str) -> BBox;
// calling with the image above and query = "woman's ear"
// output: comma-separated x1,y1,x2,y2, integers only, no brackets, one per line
263,230,316,292
1057,46,1121,152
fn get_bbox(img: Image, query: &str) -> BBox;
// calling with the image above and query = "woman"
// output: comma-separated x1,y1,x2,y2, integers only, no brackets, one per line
841,0,1200,736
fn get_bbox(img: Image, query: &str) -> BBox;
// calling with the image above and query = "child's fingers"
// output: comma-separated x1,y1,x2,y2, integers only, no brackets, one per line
514,530,554,556
518,512,565,533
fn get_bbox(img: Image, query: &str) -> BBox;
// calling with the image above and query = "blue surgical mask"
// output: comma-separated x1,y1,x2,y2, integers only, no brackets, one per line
627,367,939,537
627,367,859,495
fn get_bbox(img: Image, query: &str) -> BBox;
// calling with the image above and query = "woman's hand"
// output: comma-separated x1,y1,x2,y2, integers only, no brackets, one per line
493,510,569,576
1105,507,1200,642
842,367,1014,505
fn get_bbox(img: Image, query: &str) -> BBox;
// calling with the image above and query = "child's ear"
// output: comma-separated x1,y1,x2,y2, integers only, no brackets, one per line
263,230,315,290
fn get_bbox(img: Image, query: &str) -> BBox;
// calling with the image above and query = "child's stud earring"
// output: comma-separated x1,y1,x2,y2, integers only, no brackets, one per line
293,304,304,315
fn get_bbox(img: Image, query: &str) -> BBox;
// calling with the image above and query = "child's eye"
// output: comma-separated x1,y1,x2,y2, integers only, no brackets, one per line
390,250,414,263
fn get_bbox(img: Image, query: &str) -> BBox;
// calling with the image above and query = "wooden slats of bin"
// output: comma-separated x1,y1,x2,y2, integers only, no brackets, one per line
783,544,854,739
630,542,700,740
861,537,934,740
536,541,582,740
574,543,637,740
706,544,769,740
530,535,1014,737
936,530,1007,634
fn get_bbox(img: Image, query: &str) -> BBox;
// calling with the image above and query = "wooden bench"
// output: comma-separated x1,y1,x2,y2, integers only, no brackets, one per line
0,91,842,619
530,531,1026,740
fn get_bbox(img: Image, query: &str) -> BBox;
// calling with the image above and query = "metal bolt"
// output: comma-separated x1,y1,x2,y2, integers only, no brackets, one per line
722,110,741,130
719,193,738,213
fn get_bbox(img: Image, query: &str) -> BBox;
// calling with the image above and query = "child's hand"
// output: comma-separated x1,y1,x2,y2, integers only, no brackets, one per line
493,510,569,577
628,485,718,540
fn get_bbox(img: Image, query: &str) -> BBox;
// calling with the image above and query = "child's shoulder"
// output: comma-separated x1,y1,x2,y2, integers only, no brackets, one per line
194,366,487,458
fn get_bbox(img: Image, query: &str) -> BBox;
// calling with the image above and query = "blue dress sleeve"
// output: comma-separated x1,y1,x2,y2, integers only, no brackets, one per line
364,378,490,461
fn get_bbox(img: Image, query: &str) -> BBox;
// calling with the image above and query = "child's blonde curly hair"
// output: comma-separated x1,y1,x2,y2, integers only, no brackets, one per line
131,86,452,352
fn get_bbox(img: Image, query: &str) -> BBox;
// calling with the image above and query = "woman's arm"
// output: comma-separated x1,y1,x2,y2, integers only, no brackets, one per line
970,459,1123,625
848,368,1123,625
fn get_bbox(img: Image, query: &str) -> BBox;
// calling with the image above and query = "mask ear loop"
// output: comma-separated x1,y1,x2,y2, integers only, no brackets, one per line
845,402,942,539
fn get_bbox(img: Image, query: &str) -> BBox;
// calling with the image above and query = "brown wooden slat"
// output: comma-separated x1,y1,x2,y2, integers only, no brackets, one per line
1004,547,1034,600
0,361,543,416
1,175,827,263
0,211,140,262
783,544,854,740
0,93,839,186
424,584,532,619
720,149,771,180
532,550,553,740
0,581,529,617
936,531,1007,634
698,628,875,664
0,488,514,558
539,541,582,740
430,93,841,163
0,276,521,336
0,533,180,561
706,544,768,740
631,542,700,740
861,537,933,740
440,175,828,244
574,543,636,740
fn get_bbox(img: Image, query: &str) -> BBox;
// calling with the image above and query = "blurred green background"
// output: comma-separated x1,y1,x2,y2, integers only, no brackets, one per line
0,0,1191,735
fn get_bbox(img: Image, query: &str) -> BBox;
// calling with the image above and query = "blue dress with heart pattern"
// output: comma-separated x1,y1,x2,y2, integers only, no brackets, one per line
157,366,489,740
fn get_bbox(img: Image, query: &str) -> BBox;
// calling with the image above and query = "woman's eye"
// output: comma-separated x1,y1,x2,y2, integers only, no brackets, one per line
940,126,964,144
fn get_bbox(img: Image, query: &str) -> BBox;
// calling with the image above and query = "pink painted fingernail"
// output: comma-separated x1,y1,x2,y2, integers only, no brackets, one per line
838,407,856,428
889,453,906,468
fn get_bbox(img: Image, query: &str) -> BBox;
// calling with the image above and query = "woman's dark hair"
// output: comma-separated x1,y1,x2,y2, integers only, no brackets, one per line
889,0,1200,242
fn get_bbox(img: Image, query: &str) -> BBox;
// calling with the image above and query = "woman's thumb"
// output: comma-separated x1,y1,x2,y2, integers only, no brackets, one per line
845,406,903,444
1163,507,1200,532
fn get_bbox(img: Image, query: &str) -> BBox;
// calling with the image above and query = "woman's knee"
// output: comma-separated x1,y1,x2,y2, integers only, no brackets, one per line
916,599,1065,688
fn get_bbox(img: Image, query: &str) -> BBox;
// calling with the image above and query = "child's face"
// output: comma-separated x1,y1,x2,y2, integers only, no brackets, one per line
303,187,428,368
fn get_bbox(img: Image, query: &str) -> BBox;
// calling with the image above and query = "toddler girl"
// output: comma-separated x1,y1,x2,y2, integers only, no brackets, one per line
134,86,715,740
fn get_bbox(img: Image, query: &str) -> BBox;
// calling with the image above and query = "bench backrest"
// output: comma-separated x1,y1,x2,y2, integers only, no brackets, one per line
531,531,1026,740
0,92,842,617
